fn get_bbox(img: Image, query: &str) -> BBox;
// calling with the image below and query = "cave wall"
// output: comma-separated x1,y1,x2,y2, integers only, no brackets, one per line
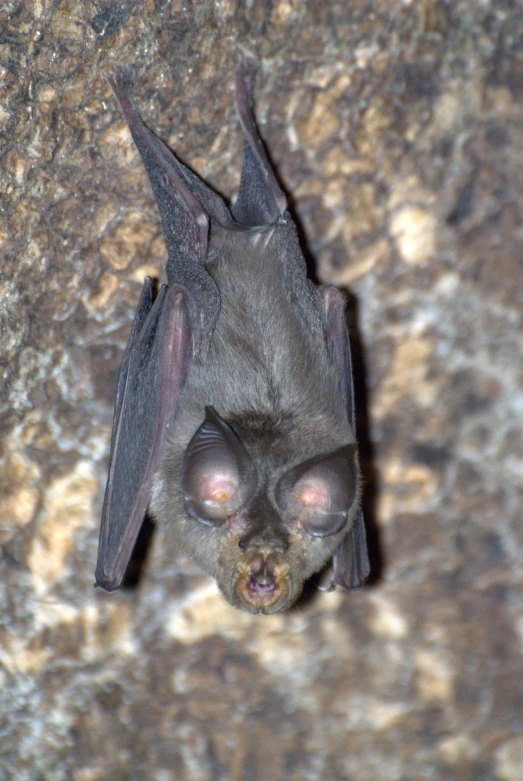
1,1,522,779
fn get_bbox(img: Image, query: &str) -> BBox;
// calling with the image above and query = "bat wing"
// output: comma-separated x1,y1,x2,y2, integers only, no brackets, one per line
321,287,370,590
330,509,370,591
232,53,287,226
95,280,191,592
106,69,226,338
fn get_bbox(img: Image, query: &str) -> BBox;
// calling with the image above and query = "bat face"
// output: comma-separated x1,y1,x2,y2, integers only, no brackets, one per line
155,405,359,613
95,57,370,612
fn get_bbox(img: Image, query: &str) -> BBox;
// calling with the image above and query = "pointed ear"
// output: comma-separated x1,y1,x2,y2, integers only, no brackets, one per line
275,445,358,537
182,407,257,526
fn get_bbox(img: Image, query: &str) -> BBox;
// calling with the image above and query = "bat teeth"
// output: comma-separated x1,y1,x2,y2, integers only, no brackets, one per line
248,574,276,591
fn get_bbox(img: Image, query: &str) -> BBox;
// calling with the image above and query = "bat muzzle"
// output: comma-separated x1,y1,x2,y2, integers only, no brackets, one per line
233,538,292,614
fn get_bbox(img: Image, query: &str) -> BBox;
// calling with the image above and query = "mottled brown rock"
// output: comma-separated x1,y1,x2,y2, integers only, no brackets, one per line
1,1,522,780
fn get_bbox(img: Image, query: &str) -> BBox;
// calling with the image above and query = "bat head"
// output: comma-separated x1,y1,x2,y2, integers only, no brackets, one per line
181,407,359,613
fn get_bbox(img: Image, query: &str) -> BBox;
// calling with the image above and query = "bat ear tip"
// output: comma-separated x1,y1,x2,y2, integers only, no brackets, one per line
237,46,258,78
106,65,137,101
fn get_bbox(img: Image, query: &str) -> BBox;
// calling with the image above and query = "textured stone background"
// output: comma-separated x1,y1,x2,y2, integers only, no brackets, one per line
1,1,522,779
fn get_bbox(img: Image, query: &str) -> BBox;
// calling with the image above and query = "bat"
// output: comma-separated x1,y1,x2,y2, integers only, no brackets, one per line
95,55,370,614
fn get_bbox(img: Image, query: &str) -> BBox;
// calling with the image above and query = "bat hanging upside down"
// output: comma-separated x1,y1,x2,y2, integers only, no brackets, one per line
95,56,369,614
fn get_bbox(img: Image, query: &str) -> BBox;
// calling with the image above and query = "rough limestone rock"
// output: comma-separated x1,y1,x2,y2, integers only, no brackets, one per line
1,2,522,779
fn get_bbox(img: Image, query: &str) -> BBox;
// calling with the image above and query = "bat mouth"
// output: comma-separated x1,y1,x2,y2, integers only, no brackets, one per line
247,575,277,593
233,551,292,614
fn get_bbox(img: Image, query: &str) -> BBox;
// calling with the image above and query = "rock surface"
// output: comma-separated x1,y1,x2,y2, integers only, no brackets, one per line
1,1,522,779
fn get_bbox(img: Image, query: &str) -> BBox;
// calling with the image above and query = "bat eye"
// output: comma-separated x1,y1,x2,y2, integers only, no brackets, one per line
183,407,257,526
275,444,358,537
